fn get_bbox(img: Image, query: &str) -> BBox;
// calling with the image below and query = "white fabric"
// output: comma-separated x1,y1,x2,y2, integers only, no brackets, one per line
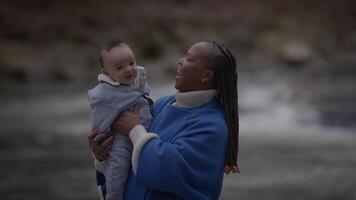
129,125,159,174
173,90,217,108
94,154,107,173
97,185,105,200
98,73,120,86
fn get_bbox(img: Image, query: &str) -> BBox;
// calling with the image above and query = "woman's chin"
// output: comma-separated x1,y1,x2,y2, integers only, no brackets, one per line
174,82,180,90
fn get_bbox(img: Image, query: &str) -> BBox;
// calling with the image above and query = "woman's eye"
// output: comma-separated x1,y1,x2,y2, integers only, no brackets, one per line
116,66,123,70
129,62,135,66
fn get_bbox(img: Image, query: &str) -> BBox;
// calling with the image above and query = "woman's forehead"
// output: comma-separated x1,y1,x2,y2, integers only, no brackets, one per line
188,42,216,57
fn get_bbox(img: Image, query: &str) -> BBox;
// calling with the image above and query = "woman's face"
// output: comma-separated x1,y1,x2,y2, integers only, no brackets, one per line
175,42,214,92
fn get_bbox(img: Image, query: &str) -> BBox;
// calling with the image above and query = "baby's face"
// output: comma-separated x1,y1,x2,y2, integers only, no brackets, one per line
102,44,138,85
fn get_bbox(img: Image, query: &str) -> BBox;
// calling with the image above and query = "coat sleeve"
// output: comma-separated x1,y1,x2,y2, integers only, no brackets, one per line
135,119,228,198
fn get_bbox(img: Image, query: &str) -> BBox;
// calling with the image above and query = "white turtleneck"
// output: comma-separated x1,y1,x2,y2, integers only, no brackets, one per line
173,90,217,108
94,89,218,174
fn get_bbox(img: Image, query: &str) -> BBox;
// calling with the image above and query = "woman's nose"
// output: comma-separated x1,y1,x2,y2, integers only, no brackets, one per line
177,58,183,65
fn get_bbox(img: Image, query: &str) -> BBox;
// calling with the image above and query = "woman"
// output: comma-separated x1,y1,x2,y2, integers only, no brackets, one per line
88,41,240,200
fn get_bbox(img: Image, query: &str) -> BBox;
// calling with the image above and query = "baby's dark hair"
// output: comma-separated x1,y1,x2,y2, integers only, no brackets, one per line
209,41,240,173
99,38,125,68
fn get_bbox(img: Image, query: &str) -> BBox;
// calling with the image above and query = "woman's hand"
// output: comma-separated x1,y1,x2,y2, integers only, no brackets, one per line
87,129,114,161
111,106,141,136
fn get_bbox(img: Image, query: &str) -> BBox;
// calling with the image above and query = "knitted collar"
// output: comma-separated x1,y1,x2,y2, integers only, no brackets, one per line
174,90,218,108
98,73,120,86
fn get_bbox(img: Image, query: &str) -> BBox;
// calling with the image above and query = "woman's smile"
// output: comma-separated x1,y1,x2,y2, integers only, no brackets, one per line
175,69,182,79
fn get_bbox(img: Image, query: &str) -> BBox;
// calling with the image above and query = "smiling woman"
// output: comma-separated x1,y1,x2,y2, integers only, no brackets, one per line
175,42,217,92
89,41,239,200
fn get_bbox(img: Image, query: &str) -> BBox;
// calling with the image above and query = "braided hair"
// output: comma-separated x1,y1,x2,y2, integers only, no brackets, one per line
209,42,240,173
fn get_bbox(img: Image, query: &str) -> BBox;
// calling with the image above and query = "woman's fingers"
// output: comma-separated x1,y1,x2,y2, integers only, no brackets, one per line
105,142,113,152
87,128,114,162
88,133,94,145
111,116,122,131
93,132,106,143
101,136,114,147
88,129,100,147
133,104,141,114
112,108,141,135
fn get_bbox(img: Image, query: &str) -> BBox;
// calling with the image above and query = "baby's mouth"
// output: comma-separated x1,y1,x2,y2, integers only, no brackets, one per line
125,74,135,79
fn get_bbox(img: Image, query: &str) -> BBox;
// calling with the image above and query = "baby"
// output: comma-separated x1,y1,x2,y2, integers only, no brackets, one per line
87,39,153,200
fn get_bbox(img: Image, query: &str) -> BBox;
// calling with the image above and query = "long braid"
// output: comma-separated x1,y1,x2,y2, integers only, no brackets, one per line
210,42,239,173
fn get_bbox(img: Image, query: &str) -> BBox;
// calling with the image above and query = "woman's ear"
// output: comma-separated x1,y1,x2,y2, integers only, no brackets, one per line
201,70,214,83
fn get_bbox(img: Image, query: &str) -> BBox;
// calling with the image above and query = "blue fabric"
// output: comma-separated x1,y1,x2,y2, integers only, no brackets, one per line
96,171,107,196
96,170,106,186
124,96,229,200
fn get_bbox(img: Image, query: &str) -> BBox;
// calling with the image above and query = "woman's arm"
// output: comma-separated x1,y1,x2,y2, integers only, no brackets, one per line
111,107,159,173
88,130,114,171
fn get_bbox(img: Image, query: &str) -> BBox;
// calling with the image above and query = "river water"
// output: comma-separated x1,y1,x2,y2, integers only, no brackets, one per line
0,76,355,200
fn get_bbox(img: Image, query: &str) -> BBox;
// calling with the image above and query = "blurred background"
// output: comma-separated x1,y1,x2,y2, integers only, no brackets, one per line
0,0,356,199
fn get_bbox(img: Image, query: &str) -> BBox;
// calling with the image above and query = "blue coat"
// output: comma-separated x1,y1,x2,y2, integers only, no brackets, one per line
124,95,229,200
